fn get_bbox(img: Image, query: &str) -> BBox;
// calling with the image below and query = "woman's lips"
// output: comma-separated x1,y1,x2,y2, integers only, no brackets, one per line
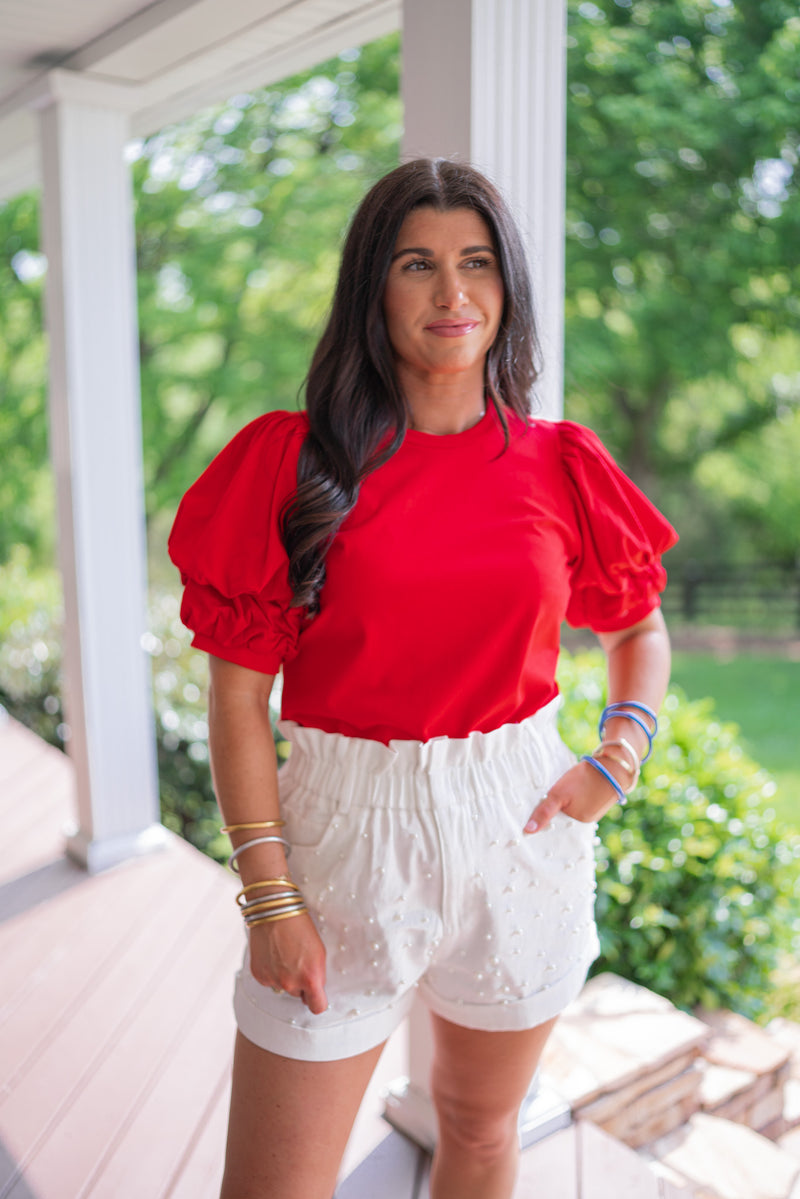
424,320,479,338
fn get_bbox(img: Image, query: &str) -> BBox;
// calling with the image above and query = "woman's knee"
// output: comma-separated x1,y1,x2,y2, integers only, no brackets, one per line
431,1082,519,1164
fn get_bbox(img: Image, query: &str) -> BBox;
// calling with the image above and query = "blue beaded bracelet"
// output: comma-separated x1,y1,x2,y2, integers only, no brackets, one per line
604,700,658,735
581,754,628,806
599,704,656,762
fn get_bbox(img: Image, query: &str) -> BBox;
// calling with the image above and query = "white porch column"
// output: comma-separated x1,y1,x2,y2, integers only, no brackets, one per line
387,0,571,1150
402,0,567,419
34,72,165,873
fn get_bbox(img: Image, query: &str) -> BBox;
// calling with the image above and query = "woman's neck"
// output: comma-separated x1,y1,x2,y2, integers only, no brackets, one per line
401,367,487,436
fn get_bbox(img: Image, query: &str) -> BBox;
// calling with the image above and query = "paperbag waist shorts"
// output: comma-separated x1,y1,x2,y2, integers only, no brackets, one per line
233,697,599,1062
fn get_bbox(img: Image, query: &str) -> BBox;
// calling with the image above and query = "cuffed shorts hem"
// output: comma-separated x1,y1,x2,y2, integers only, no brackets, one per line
419,943,599,1034
233,944,598,1063
233,973,417,1063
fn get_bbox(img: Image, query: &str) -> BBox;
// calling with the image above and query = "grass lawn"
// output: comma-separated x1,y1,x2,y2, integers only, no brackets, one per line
669,652,800,831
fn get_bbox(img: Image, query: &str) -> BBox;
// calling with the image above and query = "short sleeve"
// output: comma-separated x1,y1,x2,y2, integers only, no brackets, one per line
559,421,678,632
167,411,309,673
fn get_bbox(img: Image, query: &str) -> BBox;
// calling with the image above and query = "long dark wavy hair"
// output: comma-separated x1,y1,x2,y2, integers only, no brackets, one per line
281,157,540,612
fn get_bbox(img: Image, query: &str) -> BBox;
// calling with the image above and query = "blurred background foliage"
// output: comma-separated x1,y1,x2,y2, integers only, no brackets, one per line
562,0,800,565
1,2,799,1017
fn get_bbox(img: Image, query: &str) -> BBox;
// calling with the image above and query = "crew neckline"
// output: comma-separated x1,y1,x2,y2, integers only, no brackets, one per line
403,402,497,448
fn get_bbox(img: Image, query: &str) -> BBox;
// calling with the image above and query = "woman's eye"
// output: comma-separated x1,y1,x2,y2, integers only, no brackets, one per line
404,259,431,272
464,257,492,269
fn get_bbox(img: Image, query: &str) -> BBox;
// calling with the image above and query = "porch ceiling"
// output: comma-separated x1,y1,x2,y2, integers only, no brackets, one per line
0,0,399,198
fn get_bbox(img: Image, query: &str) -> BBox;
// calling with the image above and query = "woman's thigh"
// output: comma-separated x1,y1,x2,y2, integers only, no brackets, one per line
429,1013,558,1146
221,1031,385,1199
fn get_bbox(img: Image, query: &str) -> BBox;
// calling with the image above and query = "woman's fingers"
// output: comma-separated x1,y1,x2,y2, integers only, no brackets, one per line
524,791,563,834
301,978,329,1015
525,759,626,834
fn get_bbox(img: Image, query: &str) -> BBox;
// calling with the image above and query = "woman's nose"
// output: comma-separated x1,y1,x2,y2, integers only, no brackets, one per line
434,267,466,309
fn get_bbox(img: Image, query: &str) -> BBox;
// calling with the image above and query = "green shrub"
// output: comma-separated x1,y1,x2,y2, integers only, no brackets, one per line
2,559,798,1018
0,550,66,745
557,650,800,1019
144,590,288,864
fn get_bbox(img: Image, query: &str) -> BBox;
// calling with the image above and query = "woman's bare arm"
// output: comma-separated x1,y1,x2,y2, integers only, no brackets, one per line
525,608,671,832
208,656,328,1012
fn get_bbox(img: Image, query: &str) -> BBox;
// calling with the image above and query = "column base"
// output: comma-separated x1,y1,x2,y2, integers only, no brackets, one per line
65,821,170,874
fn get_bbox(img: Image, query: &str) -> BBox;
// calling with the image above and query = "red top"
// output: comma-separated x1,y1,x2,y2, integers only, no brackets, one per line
169,405,677,743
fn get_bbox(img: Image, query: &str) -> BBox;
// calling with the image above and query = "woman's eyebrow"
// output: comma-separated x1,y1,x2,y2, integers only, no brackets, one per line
391,244,495,262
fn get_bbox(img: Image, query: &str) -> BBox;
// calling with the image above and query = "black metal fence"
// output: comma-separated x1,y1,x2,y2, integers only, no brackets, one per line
661,561,800,633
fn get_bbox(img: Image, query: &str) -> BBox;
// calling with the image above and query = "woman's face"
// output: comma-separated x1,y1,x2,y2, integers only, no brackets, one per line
382,206,504,385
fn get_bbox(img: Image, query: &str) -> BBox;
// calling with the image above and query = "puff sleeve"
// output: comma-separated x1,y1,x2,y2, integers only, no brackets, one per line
559,421,678,632
168,410,308,673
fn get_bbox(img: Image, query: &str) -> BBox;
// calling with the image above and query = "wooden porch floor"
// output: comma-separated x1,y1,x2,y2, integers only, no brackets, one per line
0,715,685,1198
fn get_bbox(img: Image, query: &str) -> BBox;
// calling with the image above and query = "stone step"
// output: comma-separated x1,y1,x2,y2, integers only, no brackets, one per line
699,1009,791,1079
698,1060,787,1131
766,1018,800,1080
542,974,708,1111
695,1009,793,1138
642,1112,800,1199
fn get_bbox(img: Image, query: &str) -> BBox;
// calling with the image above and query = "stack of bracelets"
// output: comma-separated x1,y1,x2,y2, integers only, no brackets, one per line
221,819,308,930
580,700,658,807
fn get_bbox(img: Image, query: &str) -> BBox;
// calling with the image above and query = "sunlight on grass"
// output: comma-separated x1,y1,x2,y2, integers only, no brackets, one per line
669,653,800,832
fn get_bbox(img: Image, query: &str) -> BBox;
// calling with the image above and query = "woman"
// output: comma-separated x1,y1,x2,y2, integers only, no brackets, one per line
169,157,677,1199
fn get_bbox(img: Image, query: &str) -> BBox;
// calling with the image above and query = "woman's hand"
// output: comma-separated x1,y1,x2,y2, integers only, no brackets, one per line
248,911,329,1015
524,758,623,834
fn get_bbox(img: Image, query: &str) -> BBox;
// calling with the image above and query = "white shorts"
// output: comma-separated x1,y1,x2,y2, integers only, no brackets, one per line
233,697,599,1062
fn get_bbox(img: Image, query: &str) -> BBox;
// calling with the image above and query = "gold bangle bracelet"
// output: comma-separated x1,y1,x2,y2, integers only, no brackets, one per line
594,749,632,774
222,820,286,833
246,907,308,928
593,748,640,794
236,878,298,904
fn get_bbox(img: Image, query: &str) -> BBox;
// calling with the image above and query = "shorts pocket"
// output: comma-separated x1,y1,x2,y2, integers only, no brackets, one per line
279,776,344,854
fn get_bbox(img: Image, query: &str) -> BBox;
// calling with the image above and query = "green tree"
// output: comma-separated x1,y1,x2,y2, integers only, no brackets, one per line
0,193,50,562
135,35,401,559
0,36,401,571
564,0,800,560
